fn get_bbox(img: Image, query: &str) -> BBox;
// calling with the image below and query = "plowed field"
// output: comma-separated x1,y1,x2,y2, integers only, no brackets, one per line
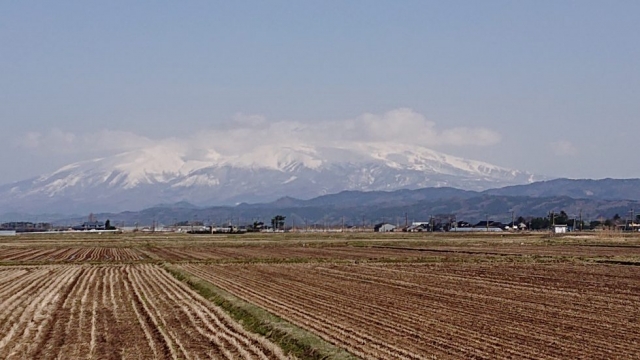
380,244,640,258
141,245,435,262
4,242,639,264
0,265,288,359
0,245,440,263
179,262,640,359
0,247,147,262
3,232,640,359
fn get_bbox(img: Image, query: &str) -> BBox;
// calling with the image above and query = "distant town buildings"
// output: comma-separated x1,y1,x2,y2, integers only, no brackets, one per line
72,221,106,231
0,222,51,233
2,208,638,234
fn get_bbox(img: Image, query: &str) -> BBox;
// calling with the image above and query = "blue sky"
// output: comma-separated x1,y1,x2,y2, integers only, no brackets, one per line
1,1,639,183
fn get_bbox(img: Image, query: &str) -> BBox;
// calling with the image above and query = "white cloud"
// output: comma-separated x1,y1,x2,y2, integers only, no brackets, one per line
550,140,578,156
16,129,156,155
22,132,42,149
285,108,501,149
17,108,502,158
20,129,75,149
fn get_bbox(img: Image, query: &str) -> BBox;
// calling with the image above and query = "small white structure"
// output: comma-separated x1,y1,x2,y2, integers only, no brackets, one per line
375,223,396,232
552,225,568,234
0,231,16,236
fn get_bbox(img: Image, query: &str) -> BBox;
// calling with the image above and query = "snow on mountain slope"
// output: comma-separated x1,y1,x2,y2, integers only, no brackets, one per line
0,142,541,213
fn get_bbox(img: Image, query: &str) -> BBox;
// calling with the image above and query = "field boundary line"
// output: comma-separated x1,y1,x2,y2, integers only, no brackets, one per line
162,263,357,360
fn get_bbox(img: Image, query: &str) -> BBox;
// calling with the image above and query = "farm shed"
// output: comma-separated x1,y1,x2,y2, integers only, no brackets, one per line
374,223,396,232
552,225,568,234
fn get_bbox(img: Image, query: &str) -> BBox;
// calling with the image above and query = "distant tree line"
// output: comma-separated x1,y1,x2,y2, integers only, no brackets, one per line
525,211,638,231
162,211,639,232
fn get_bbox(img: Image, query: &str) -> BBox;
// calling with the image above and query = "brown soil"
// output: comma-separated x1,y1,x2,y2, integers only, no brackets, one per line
0,247,148,262
180,262,640,359
0,265,288,359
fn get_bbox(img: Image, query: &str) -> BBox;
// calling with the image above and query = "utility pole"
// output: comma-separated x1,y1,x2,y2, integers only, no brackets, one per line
549,211,557,235
579,209,583,232
486,214,489,231
405,212,408,229
341,216,345,232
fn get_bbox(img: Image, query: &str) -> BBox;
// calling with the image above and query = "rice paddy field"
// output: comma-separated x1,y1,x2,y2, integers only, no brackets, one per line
1,231,639,359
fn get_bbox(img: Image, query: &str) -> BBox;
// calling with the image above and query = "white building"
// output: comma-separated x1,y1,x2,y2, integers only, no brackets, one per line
552,224,568,234
375,223,396,232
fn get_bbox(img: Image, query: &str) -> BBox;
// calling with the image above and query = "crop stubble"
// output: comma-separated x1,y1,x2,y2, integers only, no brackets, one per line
0,265,288,359
179,262,640,359
139,245,439,262
4,242,639,264
3,234,640,359
0,247,147,262
0,245,427,263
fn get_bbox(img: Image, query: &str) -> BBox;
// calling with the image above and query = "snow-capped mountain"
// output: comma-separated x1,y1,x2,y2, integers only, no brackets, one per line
0,143,541,214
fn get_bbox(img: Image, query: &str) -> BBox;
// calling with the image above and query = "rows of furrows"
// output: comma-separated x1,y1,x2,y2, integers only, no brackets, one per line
4,243,638,263
0,265,83,359
0,265,289,359
0,247,146,262
141,245,433,261
403,244,640,257
180,262,640,359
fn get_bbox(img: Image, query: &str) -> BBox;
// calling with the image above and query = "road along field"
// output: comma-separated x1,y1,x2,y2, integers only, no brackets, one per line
0,264,289,360
178,261,640,359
